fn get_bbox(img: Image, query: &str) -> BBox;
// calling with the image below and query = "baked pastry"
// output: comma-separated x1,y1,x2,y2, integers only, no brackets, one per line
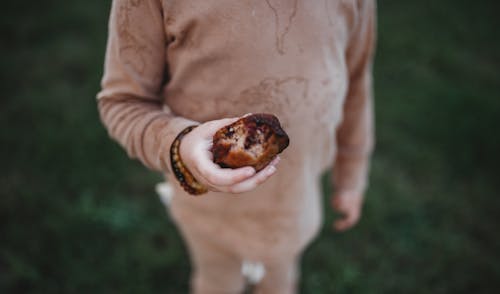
212,113,289,171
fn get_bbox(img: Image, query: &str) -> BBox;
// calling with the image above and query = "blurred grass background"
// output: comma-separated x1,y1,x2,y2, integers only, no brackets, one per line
1,0,499,293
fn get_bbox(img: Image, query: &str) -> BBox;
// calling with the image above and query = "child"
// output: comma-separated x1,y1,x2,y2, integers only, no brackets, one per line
97,0,375,292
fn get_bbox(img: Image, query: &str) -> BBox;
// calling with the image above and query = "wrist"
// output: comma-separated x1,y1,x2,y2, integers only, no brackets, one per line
170,125,208,195
334,186,365,196
158,117,199,172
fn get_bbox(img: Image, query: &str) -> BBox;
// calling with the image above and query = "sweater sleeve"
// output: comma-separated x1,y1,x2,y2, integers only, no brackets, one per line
333,0,376,193
97,0,197,173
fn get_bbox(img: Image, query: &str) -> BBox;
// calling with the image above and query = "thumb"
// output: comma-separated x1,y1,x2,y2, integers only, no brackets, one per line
204,117,241,133
333,209,360,232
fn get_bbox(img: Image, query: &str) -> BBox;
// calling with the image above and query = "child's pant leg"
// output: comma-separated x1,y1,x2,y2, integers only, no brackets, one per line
255,256,300,294
180,225,245,294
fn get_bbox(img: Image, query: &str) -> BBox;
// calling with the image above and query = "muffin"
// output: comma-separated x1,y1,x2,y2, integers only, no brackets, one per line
212,113,289,171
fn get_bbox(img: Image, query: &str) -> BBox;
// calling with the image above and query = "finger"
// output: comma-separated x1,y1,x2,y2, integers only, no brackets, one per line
199,164,256,187
332,199,349,216
227,157,280,194
195,152,256,186
331,196,341,210
228,165,276,194
333,211,360,232
333,215,354,232
188,169,235,193
333,219,351,232
204,117,241,133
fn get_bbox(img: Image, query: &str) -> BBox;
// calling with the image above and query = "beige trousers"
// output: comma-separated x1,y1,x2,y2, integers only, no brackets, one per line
179,217,300,294
158,182,303,293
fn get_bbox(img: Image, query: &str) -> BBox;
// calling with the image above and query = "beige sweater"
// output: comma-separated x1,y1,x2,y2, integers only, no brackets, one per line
98,0,375,262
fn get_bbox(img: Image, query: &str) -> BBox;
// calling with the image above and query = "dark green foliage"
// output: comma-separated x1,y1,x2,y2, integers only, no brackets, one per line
1,0,499,293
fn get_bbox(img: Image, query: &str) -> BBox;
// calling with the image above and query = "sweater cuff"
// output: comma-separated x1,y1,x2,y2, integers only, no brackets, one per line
332,152,370,194
157,116,199,174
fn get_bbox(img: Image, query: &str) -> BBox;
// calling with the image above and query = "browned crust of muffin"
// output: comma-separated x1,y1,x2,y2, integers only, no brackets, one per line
212,113,289,171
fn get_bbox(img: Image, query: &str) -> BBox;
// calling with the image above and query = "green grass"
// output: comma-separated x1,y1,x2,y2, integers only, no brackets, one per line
1,0,499,293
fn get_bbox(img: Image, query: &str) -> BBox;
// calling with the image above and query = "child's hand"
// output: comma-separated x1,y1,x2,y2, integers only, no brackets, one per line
179,116,280,194
331,190,364,232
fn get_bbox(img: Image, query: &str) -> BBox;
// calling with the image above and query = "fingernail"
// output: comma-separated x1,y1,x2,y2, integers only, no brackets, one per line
269,156,280,166
267,166,276,174
243,113,253,117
